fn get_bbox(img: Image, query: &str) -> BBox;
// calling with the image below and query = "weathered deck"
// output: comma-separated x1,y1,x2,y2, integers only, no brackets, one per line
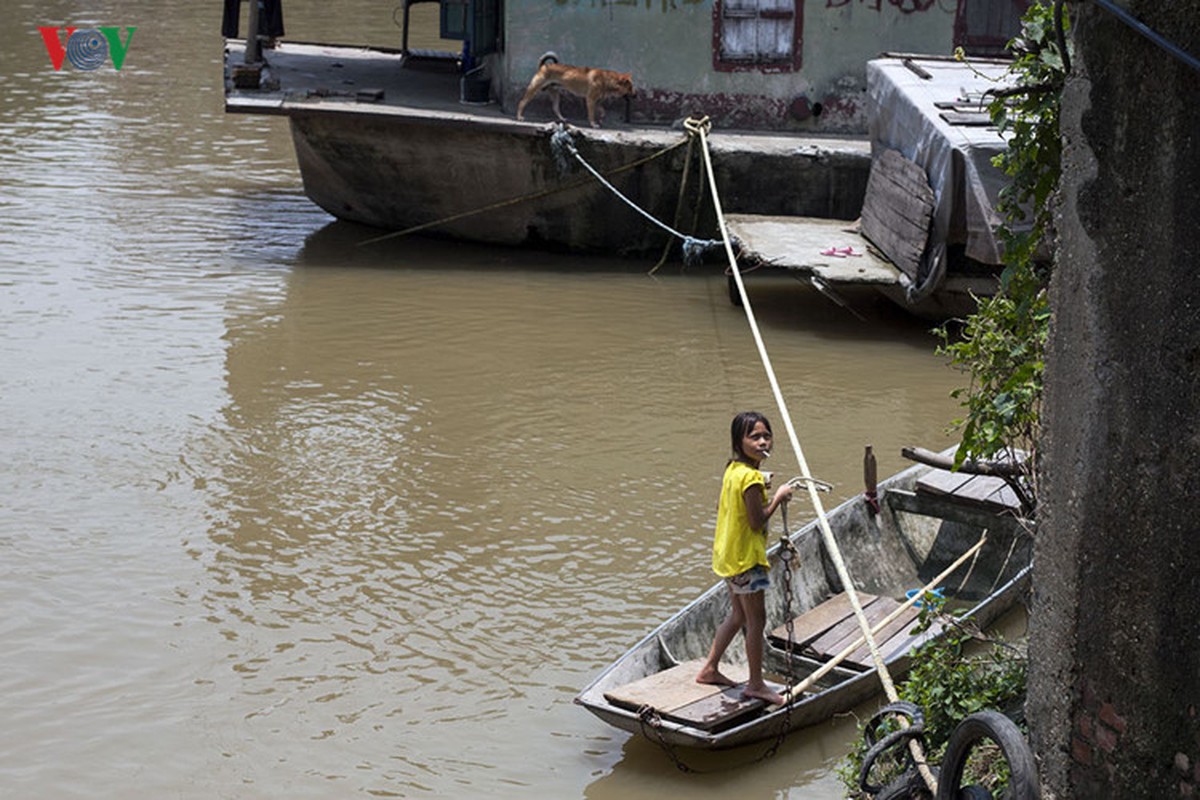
603,660,781,732
769,591,928,671
915,469,1024,514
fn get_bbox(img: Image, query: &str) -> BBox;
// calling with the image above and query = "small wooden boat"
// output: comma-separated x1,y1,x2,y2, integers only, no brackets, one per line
574,448,1033,750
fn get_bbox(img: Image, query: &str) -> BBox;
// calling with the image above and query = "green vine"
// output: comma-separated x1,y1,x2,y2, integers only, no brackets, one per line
838,603,1028,798
937,0,1069,500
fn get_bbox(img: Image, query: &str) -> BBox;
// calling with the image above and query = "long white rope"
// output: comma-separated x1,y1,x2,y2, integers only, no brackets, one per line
690,117,936,790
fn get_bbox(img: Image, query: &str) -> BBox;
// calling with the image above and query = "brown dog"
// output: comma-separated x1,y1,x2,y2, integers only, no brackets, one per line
515,52,634,128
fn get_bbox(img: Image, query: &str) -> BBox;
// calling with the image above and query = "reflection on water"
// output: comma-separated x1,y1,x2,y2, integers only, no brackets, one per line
0,1,969,797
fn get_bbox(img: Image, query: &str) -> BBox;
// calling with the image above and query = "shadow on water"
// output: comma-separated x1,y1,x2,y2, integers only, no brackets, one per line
296,218,948,348
295,217,714,275
581,710,860,800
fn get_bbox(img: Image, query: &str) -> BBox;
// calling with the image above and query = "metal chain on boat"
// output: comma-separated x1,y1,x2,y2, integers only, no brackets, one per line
759,501,799,760
635,705,698,773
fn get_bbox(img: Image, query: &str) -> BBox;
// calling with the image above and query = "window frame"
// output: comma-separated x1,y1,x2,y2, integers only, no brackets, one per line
712,0,804,73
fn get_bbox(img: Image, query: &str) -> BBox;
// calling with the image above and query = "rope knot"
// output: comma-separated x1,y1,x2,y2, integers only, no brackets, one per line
681,236,720,265
549,124,578,175
683,114,712,137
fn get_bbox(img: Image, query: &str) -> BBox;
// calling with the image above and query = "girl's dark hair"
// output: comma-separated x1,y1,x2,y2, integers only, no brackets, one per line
730,411,772,461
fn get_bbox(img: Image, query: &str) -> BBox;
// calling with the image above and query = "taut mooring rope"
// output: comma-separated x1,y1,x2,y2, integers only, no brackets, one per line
690,115,938,792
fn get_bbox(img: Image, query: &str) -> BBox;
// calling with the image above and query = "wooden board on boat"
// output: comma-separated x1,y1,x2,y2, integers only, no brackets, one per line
768,590,931,671
843,606,927,670
808,596,898,658
916,469,1022,514
603,659,779,732
768,591,879,650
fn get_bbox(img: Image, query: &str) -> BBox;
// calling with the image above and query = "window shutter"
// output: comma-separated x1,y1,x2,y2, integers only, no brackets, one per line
719,0,795,64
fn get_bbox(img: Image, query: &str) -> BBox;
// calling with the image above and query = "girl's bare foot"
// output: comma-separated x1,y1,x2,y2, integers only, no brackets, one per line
695,668,738,687
742,685,785,705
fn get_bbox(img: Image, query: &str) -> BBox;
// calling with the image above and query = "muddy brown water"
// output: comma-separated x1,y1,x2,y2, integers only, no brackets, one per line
0,1,980,796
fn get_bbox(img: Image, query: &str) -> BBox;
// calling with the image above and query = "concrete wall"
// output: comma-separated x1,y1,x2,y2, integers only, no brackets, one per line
1027,1,1200,796
493,0,973,132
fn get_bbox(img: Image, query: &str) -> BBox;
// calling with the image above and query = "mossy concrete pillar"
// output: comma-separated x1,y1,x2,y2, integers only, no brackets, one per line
1028,2,1200,796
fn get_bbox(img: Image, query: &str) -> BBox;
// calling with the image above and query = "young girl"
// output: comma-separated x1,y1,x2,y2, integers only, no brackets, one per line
696,411,794,705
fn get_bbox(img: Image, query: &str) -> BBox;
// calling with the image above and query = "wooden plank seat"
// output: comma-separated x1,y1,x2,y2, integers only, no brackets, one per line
602,659,784,732
841,606,933,671
768,591,931,671
901,446,1030,516
768,591,880,651
807,595,901,658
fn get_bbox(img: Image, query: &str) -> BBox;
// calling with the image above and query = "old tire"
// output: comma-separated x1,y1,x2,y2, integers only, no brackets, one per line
861,702,927,795
956,787,993,800
876,767,938,800
935,711,1039,800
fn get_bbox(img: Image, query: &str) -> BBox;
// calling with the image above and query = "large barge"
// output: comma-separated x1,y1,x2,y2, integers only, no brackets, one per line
223,0,1027,317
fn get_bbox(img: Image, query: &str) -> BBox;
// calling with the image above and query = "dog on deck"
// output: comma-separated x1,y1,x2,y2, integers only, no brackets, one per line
515,52,634,128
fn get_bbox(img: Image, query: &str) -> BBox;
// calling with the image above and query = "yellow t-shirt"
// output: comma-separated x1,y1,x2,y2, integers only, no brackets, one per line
712,460,768,577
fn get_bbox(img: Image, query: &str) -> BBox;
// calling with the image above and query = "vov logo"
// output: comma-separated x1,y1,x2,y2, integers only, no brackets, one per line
38,27,136,71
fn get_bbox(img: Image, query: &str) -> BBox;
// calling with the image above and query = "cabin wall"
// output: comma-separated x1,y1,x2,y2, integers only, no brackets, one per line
494,0,985,133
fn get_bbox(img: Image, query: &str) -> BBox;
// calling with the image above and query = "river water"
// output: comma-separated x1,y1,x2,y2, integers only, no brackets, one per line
1,2,968,797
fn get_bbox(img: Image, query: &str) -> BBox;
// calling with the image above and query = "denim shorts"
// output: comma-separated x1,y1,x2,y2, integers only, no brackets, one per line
727,564,770,595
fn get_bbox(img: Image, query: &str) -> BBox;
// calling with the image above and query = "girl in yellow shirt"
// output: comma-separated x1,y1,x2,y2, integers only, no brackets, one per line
696,411,794,704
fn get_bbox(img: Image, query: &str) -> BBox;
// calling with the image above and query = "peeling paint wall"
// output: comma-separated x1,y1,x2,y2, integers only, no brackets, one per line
492,0,1005,132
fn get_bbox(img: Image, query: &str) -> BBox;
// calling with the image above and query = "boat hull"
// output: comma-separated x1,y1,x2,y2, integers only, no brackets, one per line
289,109,873,256
291,111,692,253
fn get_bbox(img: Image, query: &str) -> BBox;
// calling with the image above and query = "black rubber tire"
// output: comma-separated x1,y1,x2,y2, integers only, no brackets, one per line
864,701,926,747
860,702,927,795
875,767,939,800
935,711,1040,800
